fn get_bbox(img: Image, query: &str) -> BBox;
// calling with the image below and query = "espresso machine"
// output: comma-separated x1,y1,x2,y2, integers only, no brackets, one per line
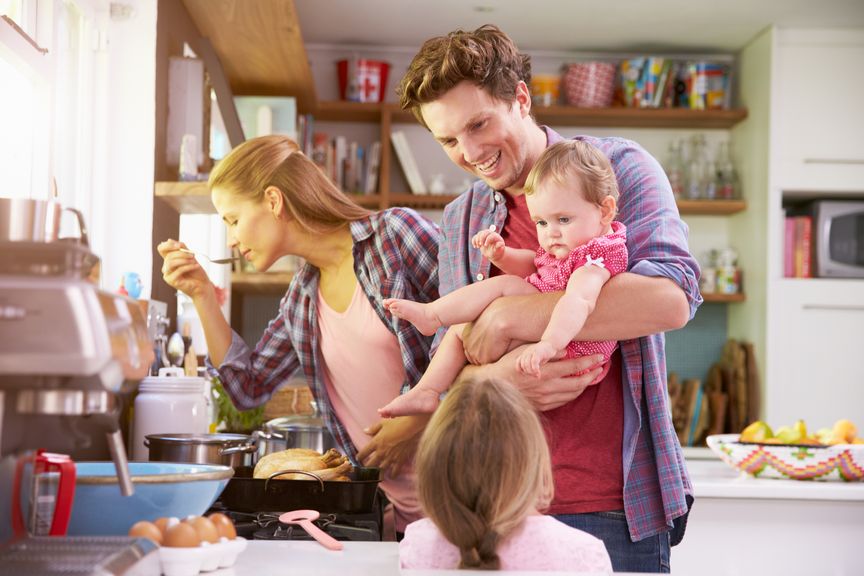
0,198,159,573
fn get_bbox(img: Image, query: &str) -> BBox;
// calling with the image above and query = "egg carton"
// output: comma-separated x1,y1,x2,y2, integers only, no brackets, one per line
159,537,248,576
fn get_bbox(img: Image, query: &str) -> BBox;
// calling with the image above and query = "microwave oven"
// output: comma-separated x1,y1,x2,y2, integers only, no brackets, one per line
811,200,864,278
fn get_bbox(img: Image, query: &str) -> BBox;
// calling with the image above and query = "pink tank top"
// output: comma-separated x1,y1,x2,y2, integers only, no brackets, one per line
317,283,421,532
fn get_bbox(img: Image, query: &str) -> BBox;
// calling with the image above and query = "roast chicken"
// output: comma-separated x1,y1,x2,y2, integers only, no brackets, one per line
253,448,352,481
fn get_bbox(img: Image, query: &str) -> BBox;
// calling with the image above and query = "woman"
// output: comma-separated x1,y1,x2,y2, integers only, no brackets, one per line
158,135,440,535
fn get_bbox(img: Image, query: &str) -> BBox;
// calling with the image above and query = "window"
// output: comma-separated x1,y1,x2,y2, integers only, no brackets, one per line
1,0,102,233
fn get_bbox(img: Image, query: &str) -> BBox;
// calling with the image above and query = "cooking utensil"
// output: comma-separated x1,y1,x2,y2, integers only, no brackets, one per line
279,509,343,551
218,466,380,514
145,433,256,468
258,411,336,456
0,198,88,244
166,333,185,367
179,248,238,265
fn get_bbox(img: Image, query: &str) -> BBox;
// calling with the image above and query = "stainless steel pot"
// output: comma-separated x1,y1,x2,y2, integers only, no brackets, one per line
0,198,89,244
144,433,256,468
257,413,336,457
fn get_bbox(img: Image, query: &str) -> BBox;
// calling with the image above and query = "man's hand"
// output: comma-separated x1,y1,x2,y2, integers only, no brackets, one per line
356,414,431,478
460,347,604,412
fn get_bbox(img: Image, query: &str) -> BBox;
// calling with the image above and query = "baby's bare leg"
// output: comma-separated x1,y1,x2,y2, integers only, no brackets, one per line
379,324,470,417
384,276,536,336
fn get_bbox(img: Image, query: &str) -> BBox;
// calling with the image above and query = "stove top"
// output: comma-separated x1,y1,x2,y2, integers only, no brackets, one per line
209,499,383,542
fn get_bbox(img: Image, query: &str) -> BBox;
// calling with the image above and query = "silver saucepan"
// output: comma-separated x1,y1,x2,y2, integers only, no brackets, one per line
144,433,257,468
0,198,89,244
255,414,336,459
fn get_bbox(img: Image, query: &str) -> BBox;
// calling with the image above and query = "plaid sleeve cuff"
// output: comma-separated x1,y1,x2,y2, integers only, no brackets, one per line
630,259,703,319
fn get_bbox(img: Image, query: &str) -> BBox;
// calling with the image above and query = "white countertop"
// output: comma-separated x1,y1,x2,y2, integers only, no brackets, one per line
686,457,864,501
196,459,864,576
205,541,642,575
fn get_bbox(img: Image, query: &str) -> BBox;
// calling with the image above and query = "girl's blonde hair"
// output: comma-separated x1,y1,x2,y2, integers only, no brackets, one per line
415,378,554,570
524,140,620,205
208,135,371,234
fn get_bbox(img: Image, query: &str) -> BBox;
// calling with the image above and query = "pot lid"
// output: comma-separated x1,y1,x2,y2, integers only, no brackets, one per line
263,415,325,432
144,433,251,444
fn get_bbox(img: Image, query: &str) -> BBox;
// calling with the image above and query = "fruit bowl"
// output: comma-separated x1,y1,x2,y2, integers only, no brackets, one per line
706,434,864,481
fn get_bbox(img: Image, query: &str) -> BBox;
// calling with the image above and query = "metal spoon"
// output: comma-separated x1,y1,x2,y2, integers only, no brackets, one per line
166,332,186,367
179,248,239,265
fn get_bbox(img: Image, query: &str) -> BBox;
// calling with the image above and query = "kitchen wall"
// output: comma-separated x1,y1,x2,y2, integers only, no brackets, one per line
91,0,157,299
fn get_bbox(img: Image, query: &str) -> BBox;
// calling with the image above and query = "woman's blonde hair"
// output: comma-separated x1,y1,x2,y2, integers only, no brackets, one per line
415,377,554,570
524,140,620,205
208,135,371,234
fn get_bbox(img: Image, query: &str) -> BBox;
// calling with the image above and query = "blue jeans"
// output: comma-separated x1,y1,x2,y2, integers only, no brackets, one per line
554,511,670,573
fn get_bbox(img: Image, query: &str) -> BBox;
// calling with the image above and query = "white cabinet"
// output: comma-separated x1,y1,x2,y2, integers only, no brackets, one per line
759,29,864,431
765,279,864,428
773,29,864,192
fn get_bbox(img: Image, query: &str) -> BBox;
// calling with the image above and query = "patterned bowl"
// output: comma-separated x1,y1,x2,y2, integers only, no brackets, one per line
706,434,864,481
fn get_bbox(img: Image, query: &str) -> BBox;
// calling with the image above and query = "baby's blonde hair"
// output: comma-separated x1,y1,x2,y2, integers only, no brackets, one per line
415,377,554,570
208,135,371,234
524,139,619,205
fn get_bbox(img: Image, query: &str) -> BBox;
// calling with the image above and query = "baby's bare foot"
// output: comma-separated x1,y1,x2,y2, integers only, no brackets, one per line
382,298,441,336
378,387,441,418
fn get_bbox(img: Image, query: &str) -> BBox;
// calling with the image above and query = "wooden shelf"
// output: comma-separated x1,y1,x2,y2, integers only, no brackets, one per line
231,272,294,295
313,101,390,123
155,181,213,213
703,292,746,303
158,181,748,215
308,101,748,129
677,199,746,215
532,106,748,129
387,194,459,209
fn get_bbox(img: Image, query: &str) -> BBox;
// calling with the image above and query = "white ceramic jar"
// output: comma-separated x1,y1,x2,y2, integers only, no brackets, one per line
132,367,212,461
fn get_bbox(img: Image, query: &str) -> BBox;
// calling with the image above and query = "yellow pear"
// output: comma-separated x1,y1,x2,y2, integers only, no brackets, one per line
775,425,802,444
740,421,773,443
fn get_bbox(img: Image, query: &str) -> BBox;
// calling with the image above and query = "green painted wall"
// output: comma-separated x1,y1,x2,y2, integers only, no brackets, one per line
728,27,773,410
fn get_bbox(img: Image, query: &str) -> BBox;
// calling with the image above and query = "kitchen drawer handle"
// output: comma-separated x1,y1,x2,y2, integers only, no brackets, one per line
802,304,864,311
803,158,864,165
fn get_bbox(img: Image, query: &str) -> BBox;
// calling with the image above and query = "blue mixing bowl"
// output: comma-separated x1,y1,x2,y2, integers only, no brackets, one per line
67,462,233,536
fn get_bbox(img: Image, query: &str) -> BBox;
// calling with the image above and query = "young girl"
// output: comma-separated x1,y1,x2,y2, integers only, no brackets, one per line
400,376,612,571
380,140,627,417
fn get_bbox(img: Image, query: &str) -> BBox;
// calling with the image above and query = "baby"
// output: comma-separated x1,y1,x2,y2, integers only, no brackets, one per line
381,139,627,417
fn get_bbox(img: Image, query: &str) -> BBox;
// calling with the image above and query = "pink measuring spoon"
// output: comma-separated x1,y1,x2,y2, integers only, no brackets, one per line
279,510,344,551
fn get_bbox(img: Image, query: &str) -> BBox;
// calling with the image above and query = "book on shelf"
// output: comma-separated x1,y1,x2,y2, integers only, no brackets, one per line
783,216,795,278
391,130,427,194
364,141,381,195
783,215,813,278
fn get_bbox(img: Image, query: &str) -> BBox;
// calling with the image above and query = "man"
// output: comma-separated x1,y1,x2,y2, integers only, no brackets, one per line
398,25,701,573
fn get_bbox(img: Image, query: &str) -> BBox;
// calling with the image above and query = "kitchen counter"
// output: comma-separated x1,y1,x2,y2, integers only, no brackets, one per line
202,541,654,575
673,456,863,575
199,460,863,576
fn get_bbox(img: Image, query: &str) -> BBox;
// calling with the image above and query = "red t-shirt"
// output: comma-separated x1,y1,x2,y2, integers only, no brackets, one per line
498,192,624,513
